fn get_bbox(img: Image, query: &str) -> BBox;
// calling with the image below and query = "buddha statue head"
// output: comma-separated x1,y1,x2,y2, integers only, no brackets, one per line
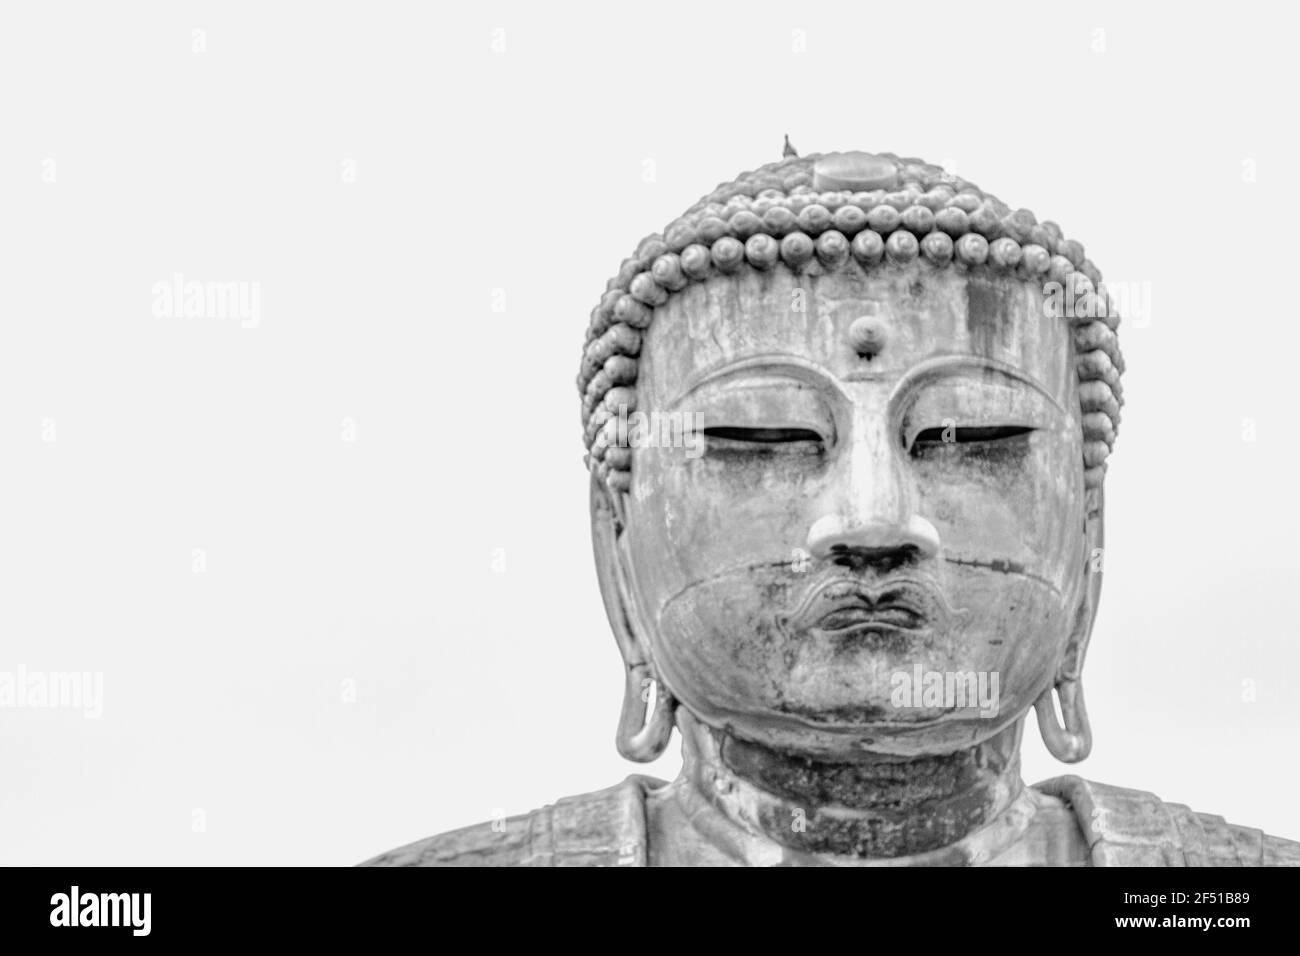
578,148,1123,779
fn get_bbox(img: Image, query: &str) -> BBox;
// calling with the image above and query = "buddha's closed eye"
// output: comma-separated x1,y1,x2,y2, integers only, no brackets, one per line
702,426,825,454
908,424,1036,460
910,425,1035,446
901,376,1049,459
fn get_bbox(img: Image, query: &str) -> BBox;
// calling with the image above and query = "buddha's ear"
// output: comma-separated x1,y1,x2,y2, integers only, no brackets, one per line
590,475,644,670
1035,485,1104,762
1061,485,1106,685
589,474,675,761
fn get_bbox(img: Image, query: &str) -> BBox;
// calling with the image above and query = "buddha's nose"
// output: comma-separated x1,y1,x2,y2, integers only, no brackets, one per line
806,422,940,568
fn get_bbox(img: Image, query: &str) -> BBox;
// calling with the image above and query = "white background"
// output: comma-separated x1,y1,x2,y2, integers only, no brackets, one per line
1,1,1297,865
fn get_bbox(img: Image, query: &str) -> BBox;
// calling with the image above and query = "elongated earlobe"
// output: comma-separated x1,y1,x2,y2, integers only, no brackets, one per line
617,663,676,762
1035,678,1091,762
1038,486,1104,763
590,476,676,762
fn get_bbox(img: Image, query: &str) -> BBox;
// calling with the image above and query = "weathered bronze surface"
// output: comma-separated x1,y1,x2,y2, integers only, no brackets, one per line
363,148,1300,866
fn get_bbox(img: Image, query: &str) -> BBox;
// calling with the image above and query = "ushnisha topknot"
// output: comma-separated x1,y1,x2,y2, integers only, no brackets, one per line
579,147,1124,494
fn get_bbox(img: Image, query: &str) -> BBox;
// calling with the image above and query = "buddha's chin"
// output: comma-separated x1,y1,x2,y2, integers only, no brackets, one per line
655,640,1032,757
679,696,1027,760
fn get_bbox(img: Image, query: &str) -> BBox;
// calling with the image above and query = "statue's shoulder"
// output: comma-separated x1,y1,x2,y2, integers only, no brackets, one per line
358,774,665,867
1034,774,1300,866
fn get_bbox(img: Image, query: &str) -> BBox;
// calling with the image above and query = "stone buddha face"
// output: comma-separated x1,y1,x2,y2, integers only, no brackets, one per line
606,262,1100,759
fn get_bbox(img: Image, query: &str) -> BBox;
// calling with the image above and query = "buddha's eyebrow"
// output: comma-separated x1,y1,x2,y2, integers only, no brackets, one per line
667,355,845,410
887,355,1067,414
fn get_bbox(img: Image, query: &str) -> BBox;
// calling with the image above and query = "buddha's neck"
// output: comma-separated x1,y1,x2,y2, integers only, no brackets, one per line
677,711,1025,859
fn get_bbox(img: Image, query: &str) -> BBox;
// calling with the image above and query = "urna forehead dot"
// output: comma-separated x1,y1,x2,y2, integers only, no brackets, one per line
848,314,888,357
812,152,900,192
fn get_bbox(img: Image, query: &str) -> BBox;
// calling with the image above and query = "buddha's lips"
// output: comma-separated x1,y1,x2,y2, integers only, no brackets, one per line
786,576,947,635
